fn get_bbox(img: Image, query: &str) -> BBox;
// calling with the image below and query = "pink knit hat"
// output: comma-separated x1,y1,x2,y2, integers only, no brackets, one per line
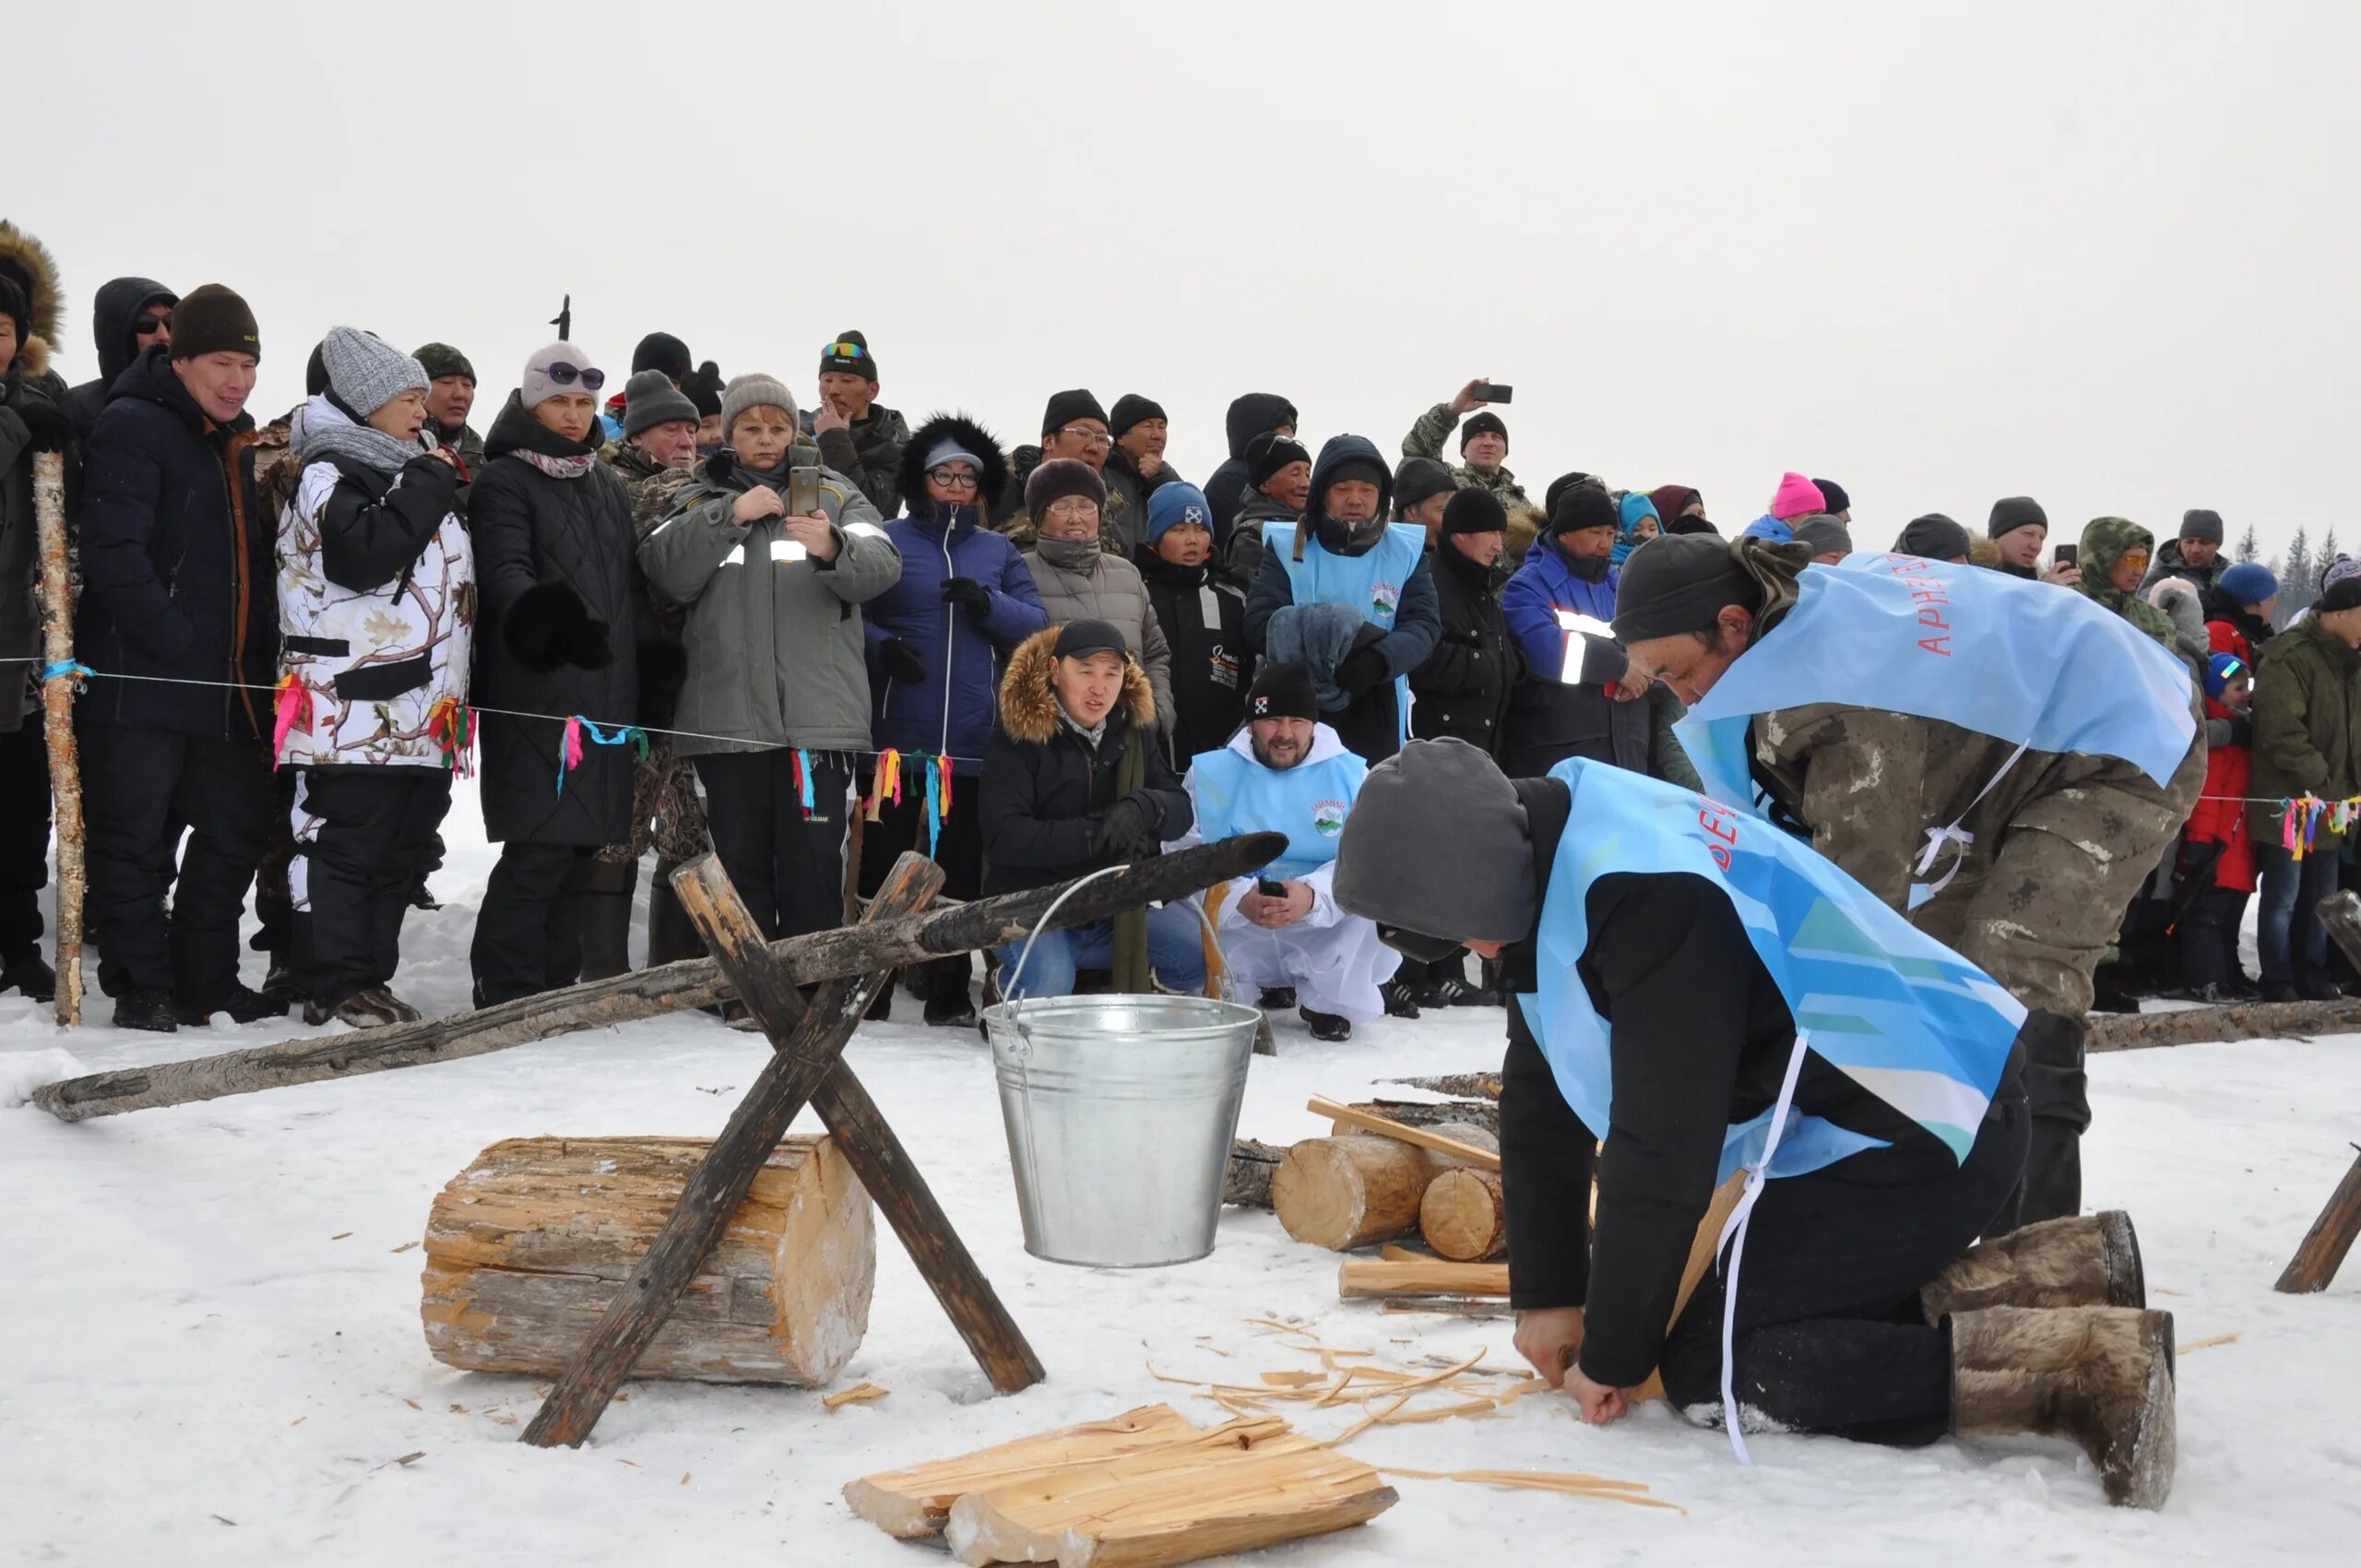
1771,472,1826,521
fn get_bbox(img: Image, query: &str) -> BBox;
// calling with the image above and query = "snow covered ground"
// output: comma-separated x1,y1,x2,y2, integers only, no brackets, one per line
3,779,2358,1565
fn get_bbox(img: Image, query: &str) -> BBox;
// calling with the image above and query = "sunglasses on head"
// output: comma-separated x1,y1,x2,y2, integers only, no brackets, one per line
827,340,868,361
543,362,606,392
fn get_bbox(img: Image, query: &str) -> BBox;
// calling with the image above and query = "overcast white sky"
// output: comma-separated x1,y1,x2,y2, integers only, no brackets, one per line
17,2,2358,561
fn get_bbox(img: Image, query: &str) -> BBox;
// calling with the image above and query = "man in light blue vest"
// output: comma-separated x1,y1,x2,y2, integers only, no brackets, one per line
1168,663,1403,1040
1332,739,2177,1508
1242,434,1442,766
1612,535,2205,1237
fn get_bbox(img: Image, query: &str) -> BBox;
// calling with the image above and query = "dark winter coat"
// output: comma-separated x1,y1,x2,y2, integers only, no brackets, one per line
801,403,908,518
75,347,277,740
1408,539,1523,756
63,277,175,443
1137,550,1249,769
1223,487,1296,585
2139,537,2225,600
2247,614,2361,846
469,393,640,845
864,414,1048,762
1101,447,1182,557
979,626,1193,896
1204,392,1297,548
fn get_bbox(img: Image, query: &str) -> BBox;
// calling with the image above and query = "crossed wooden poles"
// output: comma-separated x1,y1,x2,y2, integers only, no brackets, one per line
33,833,1286,1447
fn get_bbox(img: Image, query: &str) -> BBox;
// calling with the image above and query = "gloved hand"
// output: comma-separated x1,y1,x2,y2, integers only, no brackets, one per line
1335,643,1390,697
0,391,71,456
879,637,928,685
505,582,614,672
940,576,992,613
1091,792,1161,856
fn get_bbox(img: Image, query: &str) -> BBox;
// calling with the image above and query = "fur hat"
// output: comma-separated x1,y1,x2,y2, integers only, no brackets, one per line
1025,457,1108,518
0,220,61,378
898,411,1011,515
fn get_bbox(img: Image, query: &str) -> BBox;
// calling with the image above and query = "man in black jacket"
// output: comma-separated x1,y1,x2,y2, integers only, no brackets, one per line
1136,482,1248,769
63,276,176,444
1204,391,1296,549
76,285,284,1032
1331,740,2178,1509
980,620,1203,1000
1410,489,1523,756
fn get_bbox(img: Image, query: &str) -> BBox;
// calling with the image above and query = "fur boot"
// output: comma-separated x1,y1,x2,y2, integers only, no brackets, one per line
1950,1305,2177,1508
1923,1211,2145,1323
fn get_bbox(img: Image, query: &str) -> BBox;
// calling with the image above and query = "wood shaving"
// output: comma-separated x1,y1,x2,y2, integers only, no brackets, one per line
1381,1466,1682,1514
823,1383,890,1409
2179,1331,2240,1352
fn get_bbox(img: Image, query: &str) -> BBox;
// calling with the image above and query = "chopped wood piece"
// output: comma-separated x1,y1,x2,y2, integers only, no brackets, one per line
421,1134,873,1385
1308,1097,1501,1172
1337,1258,1509,1300
844,1405,1212,1538
1223,1139,1287,1209
944,1429,1395,1568
1274,1136,1438,1252
2272,1146,2361,1294
1420,1167,1508,1261
1379,1299,1513,1321
824,1383,890,1409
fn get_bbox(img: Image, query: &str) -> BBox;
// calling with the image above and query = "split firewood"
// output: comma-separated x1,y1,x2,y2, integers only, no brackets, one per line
2273,1146,2361,1295
1419,1167,1509,1261
942,1428,1396,1568
1308,1097,1501,1172
1379,1299,1514,1321
1273,1124,1498,1252
420,1134,872,1384
1337,1258,1510,1300
1223,1139,1287,1210
843,1404,1232,1539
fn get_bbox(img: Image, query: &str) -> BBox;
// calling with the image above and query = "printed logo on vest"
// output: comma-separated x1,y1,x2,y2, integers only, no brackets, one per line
1370,581,1400,617
1312,799,1347,837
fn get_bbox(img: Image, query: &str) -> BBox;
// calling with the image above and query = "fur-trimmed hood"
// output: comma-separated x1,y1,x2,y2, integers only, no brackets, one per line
0,220,61,382
897,411,1011,517
997,624,1156,743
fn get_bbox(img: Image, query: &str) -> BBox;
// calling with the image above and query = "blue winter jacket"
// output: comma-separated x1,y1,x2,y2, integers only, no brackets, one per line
863,502,1047,760
1502,538,1620,681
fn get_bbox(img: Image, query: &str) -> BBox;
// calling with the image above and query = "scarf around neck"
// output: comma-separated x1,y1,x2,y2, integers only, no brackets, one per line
517,446,596,480
293,393,430,479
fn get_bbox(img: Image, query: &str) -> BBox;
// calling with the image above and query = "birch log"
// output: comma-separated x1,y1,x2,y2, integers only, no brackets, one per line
30,452,81,1026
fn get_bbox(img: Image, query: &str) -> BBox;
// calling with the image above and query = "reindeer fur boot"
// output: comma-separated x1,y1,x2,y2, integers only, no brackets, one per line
1923,1211,2146,1323
1949,1305,2177,1508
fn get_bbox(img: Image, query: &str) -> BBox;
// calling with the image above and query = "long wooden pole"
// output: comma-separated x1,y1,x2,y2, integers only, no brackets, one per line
30,452,81,1026
30,832,1287,1122
670,852,1044,1395
521,854,943,1448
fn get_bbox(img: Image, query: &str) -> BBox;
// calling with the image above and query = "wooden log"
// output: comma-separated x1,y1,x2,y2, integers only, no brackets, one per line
1419,1168,1508,1262
1342,1098,1500,1138
943,1429,1395,1568
520,856,942,1449
672,851,1043,1395
2273,1147,2361,1294
845,1404,1216,1538
2086,997,2361,1052
1223,1139,1287,1210
1309,1096,1501,1172
1338,1258,1509,1300
1380,1073,1501,1101
30,452,82,1027
31,832,1287,1123
420,1134,872,1383
1275,1123,1497,1252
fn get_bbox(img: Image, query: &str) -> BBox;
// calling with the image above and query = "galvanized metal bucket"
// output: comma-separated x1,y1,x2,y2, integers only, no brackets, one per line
981,867,1262,1267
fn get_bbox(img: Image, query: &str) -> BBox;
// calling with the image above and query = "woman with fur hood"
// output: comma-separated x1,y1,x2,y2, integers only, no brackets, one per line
979,620,1203,1002
275,328,472,1028
858,412,1047,1025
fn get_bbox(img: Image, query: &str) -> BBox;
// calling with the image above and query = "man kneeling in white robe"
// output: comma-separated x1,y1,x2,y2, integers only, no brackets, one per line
1169,661,1401,1040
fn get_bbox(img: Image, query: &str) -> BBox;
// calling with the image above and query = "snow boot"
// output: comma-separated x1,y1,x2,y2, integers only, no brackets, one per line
1949,1305,2176,1508
1923,1212,2145,1323
576,858,639,983
1257,986,1298,1011
1379,979,1422,1019
179,982,290,1028
921,956,977,1028
1,949,55,1003
1301,1006,1352,1041
645,858,703,968
113,987,178,1033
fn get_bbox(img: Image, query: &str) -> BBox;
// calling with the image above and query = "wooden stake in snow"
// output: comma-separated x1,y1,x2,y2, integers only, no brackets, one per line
30,452,82,1027
2273,1146,2361,1295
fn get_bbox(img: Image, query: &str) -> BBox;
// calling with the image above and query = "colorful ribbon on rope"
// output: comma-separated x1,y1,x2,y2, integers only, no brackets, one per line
862,748,953,850
428,697,476,776
37,659,93,683
556,715,649,796
2278,793,2361,860
270,674,314,766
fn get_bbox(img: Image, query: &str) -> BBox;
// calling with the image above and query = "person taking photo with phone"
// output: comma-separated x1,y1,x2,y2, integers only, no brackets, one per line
1402,376,1539,551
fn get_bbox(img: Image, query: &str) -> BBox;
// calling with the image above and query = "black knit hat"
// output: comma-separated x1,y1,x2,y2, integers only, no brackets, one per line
2317,576,2361,616
413,342,475,383
169,283,260,362
1025,457,1109,518
1548,482,1619,537
303,340,329,397
1612,534,1764,644
1987,495,2047,540
1247,431,1311,488
632,331,692,380
1394,457,1458,514
1460,410,1508,453
1109,394,1166,439
682,361,724,420
1895,513,1973,562
819,329,876,382
1442,487,1509,536
1544,471,1601,519
1246,661,1321,724
1812,478,1850,514
1041,388,1108,438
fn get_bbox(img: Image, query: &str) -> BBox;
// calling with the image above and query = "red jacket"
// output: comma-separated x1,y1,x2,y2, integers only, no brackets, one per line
2185,636,2255,892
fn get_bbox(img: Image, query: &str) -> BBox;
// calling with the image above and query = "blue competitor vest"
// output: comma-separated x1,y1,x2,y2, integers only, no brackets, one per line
1265,520,1428,743
1519,757,2026,1184
1189,741,1365,882
1675,552,2199,831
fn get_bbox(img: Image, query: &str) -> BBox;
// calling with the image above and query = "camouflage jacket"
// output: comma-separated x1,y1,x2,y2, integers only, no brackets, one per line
1402,400,1536,513
599,438,698,637
2076,516,2190,668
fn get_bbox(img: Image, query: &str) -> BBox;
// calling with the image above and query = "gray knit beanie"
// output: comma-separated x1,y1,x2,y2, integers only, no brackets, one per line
521,340,604,410
2180,508,2225,547
720,372,797,440
1789,513,1855,558
1333,739,1539,944
621,368,698,438
319,326,426,419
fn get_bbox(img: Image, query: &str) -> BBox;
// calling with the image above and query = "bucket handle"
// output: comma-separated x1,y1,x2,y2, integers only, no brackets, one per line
1002,863,1247,1042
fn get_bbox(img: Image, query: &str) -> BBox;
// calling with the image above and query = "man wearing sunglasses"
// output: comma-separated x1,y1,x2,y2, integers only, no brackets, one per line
801,330,908,518
64,276,177,445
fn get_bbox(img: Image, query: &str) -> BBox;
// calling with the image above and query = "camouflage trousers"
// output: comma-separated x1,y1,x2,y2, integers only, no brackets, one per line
592,740,710,866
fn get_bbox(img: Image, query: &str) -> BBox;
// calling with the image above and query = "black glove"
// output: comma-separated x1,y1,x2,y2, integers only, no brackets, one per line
505,582,614,673
941,576,992,613
1091,792,1161,856
1335,644,1390,697
879,636,928,685
635,639,689,730
6,387,74,456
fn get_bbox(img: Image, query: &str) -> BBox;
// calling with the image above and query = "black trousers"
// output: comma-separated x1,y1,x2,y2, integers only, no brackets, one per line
82,722,275,1003
1656,1063,2030,1446
857,774,983,902
694,751,854,943
0,721,51,959
471,841,595,1004
290,767,453,1003
2178,885,2249,992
